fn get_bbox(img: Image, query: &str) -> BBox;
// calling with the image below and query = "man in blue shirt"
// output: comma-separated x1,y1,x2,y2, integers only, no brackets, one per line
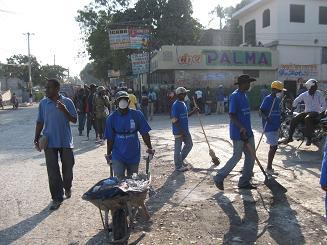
171,87,199,172
213,74,256,190
34,78,77,210
259,81,285,175
321,141,327,222
104,91,154,179
216,85,225,114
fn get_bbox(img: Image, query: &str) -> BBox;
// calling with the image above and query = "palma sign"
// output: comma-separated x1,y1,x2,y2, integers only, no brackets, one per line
202,50,272,67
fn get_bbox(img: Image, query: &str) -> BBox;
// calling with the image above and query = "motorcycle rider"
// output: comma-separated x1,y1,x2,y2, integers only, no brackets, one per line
280,79,326,146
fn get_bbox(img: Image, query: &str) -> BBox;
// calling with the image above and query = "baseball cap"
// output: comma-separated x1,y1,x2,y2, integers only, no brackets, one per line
97,86,105,93
234,74,256,85
271,81,286,91
115,91,129,100
175,87,190,95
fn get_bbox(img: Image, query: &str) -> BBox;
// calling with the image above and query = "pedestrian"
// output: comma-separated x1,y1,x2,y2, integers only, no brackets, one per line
141,90,149,121
11,93,18,109
194,88,204,113
75,88,87,136
93,86,110,144
0,92,4,110
320,141,327,222
184,93,191,112
104,91,155,180
171,87,199,172
29,93,33,104
204,86,213,115
34,78,77,210
213,74,257,190
86,84,98,140
167,85,176,113
128,88,138,110
216,85,225,114
259,81,286,176
148,88,157,120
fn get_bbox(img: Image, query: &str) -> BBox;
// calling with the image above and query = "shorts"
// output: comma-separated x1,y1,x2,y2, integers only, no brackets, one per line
265,131,279,146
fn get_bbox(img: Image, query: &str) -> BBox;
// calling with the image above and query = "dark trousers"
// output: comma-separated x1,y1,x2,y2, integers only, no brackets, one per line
86,113,97,137
96,117,106,139
78,113,86,133
45,148,75,201
289,112,322,139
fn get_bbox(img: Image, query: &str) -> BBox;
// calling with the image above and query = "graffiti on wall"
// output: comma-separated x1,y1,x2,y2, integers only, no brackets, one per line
278,64,318,78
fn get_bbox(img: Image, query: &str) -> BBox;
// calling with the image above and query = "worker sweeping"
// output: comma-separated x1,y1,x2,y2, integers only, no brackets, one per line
213,74,257,190
171,87,199,172
259,81,286,176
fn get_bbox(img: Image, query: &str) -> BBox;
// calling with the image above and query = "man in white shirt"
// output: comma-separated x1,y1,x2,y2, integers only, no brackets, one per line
281,79,326,146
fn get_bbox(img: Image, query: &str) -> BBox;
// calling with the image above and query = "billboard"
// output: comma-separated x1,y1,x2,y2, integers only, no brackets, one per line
131,53,149,75
109,27,150,50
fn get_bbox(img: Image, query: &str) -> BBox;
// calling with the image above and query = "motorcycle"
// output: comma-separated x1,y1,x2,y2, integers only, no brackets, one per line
279,108,327,154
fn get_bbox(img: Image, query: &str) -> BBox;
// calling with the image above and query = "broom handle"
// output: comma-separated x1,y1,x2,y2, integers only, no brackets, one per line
255,97,277,152
193,97,211,150
245,142,268,179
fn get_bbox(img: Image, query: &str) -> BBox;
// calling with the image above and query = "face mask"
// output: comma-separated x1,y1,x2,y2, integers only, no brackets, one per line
118,99,128,109
247,84,252,92
276,92,283,97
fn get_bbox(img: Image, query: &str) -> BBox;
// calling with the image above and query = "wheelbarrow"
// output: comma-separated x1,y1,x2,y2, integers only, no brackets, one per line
82,155,153,244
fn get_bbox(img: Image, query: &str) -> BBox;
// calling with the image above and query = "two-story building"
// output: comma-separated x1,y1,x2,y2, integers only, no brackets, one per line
232,0,327,96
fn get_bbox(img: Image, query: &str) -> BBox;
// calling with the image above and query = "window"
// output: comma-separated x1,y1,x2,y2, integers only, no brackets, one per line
263,9,270,28
322,47,327,64
245,20,256,46
319,6,327,25
290,4,305,23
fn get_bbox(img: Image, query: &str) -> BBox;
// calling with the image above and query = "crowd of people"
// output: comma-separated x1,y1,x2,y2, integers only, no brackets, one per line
33,76,327,222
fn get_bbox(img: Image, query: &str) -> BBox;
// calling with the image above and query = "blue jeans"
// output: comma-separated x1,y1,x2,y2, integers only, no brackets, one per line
112,160,139,180
214,136,255,187
78,113,86,133
174,133,193,169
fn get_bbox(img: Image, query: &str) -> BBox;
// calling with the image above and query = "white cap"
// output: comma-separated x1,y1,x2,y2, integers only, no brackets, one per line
175,87,190,95
305,79,318,90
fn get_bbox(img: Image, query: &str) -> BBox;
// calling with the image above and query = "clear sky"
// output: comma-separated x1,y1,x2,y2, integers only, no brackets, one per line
0,0,241,77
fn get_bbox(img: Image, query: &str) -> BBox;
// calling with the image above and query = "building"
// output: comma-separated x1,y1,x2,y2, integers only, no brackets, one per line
232,0,327,96
150,45,277,88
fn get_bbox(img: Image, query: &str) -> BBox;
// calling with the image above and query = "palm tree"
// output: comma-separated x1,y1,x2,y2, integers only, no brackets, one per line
209,4,225,30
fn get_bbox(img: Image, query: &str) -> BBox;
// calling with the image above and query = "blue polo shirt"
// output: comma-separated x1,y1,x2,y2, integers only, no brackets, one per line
37,95,77,148
171,100,189,135
260,95,281,132
104,109,151,165
229,89,253,140
321,141,327,187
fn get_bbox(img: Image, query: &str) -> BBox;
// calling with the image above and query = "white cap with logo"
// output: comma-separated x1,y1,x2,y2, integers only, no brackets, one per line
175,87,190,95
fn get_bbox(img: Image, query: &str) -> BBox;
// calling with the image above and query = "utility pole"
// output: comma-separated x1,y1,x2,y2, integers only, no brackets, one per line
23,32,34,95
53,54,56,66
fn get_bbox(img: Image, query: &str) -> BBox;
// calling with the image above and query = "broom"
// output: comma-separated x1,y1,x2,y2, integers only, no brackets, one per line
193,97,220,166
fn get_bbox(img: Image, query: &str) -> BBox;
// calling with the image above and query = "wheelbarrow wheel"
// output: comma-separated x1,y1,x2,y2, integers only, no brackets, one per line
112,207,128,244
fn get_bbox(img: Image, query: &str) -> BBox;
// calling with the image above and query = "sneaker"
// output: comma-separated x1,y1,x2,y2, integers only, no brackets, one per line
95,137,100,143
49,200,62,210
238,184,257,190
266,168,275,176
65,189,72,199
278,137,293,145
176,166,189,172
306,138,312,146
214,179,224,191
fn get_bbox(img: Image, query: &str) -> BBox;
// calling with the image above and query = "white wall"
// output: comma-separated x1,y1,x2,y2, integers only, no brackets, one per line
238,0,279,45
276,0,327,46
278,45,322,64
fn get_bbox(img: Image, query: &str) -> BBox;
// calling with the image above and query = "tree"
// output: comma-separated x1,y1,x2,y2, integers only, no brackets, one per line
40,65,67,82
210,4,225,30
76,0,203,81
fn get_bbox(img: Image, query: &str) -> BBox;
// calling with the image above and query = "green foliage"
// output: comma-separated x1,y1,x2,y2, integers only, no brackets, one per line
76,0,202,81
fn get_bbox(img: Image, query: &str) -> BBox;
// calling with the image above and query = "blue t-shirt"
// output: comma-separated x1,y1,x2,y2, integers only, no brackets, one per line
321,139,327,187
104,109,151,164
37,95,77,148
171,100,189,135
260,95,281,132
229,89,253,140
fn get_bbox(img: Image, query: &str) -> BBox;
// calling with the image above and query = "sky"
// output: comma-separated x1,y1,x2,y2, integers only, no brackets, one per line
0,0,241,77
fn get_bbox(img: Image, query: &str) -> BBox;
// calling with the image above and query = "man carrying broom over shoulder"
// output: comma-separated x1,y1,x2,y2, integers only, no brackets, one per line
259,81,286,176
213,74,257,190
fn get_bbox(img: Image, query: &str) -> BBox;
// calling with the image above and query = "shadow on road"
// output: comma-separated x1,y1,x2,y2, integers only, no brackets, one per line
214,190,259,244
0,205,51,245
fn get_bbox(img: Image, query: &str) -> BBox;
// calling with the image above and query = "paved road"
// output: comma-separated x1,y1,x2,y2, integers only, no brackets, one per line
0,106,326,244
